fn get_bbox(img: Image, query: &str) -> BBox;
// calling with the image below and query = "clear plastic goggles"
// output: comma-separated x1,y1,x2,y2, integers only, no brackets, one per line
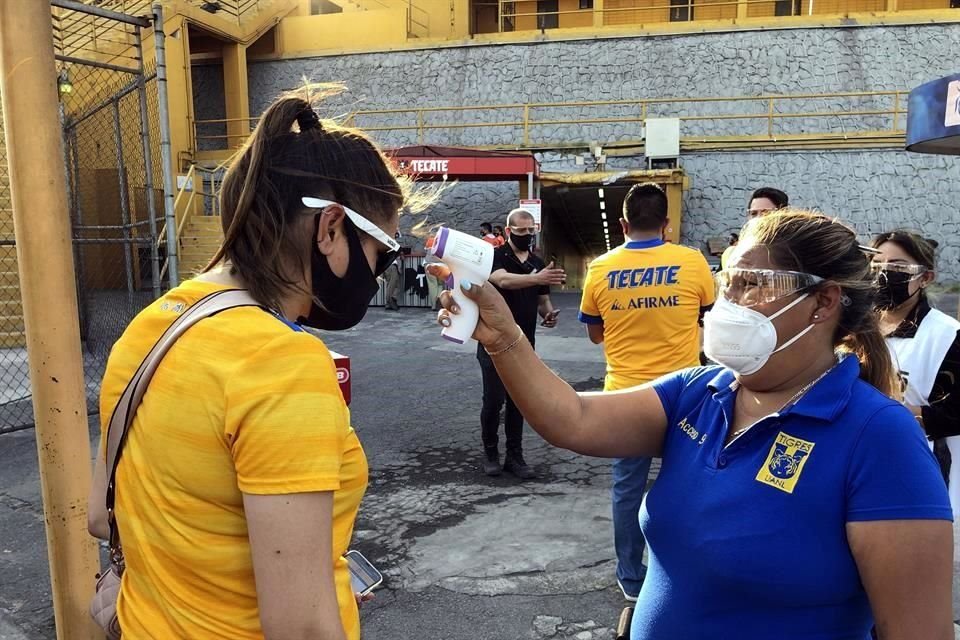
870,261,927,277
715,268,825,308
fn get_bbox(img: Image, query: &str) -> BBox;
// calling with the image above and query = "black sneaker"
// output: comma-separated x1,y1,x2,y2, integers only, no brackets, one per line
482,450,501,477
503,453,536,480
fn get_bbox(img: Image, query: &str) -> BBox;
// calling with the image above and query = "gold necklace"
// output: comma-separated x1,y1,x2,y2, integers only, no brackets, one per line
728,363,837,441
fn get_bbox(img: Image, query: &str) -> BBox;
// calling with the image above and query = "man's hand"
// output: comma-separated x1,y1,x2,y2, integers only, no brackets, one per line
541,309,560,328
536,262,566,286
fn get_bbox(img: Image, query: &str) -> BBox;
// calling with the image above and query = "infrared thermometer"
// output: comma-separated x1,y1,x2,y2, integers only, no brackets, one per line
428,227,494,344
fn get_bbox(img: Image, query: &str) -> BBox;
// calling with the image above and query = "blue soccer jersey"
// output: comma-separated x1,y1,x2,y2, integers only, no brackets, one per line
633,355,952,639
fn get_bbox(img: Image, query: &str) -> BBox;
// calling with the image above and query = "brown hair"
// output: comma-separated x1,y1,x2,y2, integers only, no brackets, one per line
870,229,939,272
206,85,416,310
741,210,900,399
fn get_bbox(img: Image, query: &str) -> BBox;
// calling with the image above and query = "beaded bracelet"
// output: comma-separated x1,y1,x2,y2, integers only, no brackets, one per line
484,328,525,357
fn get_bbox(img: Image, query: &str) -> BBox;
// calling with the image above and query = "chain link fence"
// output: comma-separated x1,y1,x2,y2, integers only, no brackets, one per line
0,98,31,433
0,3,169,434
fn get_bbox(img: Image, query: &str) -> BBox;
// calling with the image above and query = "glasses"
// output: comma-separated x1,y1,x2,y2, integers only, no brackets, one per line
716,268,824,308
509,225,537,235
302,197,400,275
747,208,774,218
870,261,927,276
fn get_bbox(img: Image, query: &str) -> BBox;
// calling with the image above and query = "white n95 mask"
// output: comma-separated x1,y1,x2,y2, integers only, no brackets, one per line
703,295,815,376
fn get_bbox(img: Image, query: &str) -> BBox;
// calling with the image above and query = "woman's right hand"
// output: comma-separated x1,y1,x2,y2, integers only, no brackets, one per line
425,264,519,350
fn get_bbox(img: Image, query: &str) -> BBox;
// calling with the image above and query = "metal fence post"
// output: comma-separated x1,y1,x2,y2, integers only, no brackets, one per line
68,128,89,343
136,26,161,297
0,1,101,635
112,99,136,306
153,2,179,287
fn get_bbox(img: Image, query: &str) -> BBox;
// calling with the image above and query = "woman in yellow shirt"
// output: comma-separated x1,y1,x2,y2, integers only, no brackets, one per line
87,90,413,639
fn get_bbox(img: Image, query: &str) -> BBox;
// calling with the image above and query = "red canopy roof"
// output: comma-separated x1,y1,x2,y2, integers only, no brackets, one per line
387,145,539,182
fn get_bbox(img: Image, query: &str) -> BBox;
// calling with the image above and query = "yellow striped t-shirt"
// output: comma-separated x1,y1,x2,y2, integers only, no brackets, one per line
100,280,367,639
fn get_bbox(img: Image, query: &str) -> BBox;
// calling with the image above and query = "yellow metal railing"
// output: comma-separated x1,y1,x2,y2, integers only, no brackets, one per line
193,91,908,152
158,164,223,282
474,0,950,33
408,0,430,37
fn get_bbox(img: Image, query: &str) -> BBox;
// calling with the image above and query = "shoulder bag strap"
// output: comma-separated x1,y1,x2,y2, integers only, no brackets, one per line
102,289,261,553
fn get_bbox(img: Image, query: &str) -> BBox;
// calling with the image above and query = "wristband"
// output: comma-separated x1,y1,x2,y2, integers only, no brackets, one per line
484,328,525,357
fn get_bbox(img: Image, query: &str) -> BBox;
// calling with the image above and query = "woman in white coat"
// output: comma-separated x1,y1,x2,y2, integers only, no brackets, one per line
872,231,960,507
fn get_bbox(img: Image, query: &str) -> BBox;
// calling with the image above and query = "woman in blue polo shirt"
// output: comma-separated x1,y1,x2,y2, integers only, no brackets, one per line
435,211,953,639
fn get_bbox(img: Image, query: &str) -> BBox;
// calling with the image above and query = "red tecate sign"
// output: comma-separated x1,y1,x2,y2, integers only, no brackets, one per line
392,155,539,181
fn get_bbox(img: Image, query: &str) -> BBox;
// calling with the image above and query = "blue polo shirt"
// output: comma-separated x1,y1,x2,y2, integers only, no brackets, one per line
634,355,951,639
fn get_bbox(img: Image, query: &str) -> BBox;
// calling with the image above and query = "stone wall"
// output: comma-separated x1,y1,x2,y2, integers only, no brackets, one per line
225,24,960,281
244,24,960,146
679,149,960,278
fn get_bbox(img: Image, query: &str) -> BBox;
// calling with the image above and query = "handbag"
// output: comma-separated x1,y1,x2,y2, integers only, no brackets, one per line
89,289,262,639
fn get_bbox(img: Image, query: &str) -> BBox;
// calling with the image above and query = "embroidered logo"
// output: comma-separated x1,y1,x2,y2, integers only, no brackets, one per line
756,432,815,494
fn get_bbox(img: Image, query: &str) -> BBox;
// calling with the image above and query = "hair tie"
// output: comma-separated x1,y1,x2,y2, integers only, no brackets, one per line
297,107,321,132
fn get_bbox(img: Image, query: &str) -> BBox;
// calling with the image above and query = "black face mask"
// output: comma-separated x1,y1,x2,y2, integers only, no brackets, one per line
299,217,381,331
510,233,534,252
875,270,920,310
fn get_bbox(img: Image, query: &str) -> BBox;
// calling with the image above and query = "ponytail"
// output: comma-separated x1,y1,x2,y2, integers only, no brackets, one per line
838,313,901,401
204,84,416,311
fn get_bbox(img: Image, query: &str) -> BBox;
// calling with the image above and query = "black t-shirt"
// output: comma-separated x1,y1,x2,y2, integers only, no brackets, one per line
490,243,550,344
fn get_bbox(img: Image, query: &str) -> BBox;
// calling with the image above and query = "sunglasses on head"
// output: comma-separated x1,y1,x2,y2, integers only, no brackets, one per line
302,196,401,275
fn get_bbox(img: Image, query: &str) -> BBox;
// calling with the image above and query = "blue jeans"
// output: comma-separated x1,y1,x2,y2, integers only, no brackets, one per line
612,456,653,596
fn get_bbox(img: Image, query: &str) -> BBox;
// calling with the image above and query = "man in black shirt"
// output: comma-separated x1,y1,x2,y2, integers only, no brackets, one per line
479,208,566,479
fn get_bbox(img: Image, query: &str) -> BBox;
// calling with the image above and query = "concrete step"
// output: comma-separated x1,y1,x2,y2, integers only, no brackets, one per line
186,231,222,241
180,247,218,259
180,236,223,247
180,248,221,259
181,230,222,236
188,215,222,226
180,255,210,265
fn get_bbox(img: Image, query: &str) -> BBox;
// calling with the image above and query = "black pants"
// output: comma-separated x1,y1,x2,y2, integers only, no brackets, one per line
478,349,524,455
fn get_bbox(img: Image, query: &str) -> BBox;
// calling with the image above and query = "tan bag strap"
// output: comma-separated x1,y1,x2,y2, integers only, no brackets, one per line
103,289,262,549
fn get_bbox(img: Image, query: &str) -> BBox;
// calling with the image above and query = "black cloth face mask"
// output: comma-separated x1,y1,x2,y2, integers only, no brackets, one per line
298,216,381,331
875,269,921,310
510,233,534,252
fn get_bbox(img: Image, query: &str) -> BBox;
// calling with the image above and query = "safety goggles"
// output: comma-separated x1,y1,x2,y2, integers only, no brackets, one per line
508,224,537,235
870,261,927,277
715,268,824,308
302,197,400,275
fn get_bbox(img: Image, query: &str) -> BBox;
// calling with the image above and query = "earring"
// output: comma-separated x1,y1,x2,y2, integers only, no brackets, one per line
813,314,820,319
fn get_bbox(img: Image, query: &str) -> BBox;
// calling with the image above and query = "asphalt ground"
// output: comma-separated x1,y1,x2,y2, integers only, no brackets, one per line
0,290,958,639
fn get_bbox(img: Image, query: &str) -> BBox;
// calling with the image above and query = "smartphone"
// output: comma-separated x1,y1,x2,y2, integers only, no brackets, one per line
345,550,383,596
541,309,561,326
